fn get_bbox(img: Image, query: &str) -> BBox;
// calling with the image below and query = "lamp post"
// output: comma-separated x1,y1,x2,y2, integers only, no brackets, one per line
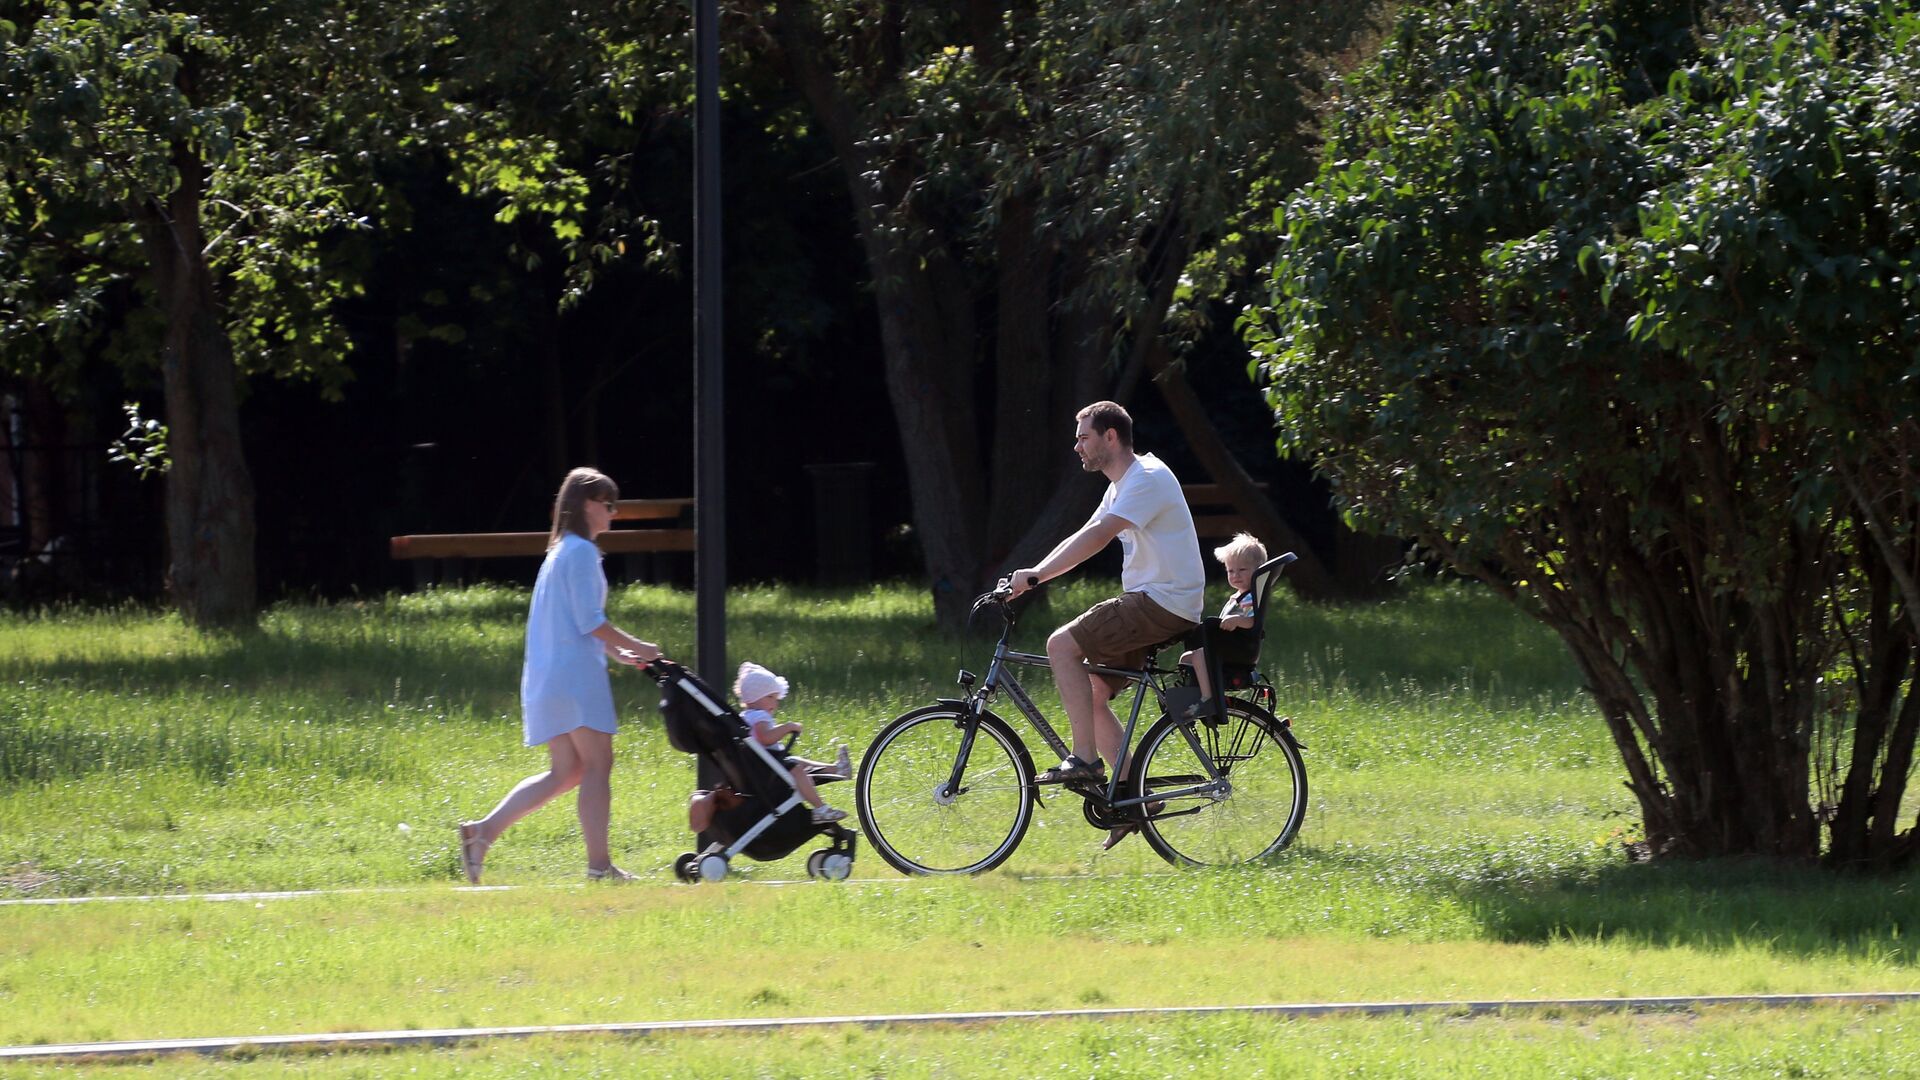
693,0,724,683
693,0,725,824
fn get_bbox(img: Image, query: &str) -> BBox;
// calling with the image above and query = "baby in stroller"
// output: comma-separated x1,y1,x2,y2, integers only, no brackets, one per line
648,657,858,883
735,662,852,824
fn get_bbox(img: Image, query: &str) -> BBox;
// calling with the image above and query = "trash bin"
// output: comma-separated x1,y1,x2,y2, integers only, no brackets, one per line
806,462,875,586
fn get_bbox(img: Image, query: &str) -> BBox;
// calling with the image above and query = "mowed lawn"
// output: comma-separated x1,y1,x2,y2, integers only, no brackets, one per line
2,579,1916,1074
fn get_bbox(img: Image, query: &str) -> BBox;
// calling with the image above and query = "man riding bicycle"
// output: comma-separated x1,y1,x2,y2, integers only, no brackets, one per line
1003,401,1205,825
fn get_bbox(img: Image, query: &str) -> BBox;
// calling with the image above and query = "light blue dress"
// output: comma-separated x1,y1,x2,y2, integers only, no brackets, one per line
520,533,618,746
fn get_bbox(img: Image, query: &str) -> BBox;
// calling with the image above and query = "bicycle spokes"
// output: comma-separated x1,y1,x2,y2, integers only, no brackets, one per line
1132,700,1307,867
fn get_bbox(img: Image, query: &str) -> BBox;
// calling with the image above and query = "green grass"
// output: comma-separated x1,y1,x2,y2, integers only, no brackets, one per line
0,579,1620,893
2,578,1916,1072
2,876,1913,1046
7,1007,1920,1078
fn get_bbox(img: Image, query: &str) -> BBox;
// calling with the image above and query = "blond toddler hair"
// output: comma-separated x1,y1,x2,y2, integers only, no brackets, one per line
1213,532,1267,568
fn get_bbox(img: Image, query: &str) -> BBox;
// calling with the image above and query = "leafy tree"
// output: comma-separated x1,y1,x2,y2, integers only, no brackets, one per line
1247,0,1920,865
1,0,412,626
753,0,1379,623
0,0,660,625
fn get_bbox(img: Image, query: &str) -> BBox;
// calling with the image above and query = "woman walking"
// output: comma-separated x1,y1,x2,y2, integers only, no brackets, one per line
458,468,661,883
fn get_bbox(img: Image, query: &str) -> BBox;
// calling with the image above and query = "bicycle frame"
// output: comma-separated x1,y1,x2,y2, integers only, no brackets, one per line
950,612,1230,813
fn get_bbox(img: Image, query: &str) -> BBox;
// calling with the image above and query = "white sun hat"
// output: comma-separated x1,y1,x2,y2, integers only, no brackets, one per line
734,662,790,704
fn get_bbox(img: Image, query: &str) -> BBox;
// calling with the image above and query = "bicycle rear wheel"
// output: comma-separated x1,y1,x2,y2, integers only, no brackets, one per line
855,705,1035,875
1132,698,1307,867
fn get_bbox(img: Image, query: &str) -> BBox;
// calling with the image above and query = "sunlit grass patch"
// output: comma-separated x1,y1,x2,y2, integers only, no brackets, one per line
3,577,1916,1068
4,992,1919,1077
1,879,1914,1048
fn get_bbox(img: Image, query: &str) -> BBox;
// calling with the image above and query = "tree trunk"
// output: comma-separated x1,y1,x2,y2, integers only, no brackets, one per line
20,381,62,555
770,5,1019,625
983,195,1059,563
133,146,257,630
1522,483,1824,861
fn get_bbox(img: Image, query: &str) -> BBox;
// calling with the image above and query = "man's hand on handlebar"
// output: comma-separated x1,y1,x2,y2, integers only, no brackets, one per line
1000,570,1042,600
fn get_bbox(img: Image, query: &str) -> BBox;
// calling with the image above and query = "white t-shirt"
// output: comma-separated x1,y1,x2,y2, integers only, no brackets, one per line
1095,453,1205,622
743,707,779,742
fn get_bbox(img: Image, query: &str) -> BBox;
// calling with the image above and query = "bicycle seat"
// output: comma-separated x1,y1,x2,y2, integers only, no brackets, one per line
1147,630,1192,656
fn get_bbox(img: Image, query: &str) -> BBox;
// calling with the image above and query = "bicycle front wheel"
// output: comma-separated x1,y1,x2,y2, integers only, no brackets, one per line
1133,698,1307,868
855,705,1035,875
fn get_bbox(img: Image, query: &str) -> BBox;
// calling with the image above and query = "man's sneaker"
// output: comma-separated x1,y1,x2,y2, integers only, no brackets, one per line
811,805,849,824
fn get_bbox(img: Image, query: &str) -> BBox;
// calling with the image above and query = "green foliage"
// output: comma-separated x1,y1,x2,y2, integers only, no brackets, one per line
423,0,677,308
105,400,169,477
1249,0,1700,551
1244,0,1920,863
0,0,672,390
827,0,1378,333
0,0,383,391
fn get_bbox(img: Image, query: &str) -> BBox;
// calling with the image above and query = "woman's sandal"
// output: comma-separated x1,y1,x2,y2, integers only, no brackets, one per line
457,822,490,884
586,864,637,882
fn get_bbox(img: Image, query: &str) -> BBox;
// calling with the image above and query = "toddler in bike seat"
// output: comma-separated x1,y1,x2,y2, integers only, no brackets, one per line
734,662,854,824
1174,532,1267,717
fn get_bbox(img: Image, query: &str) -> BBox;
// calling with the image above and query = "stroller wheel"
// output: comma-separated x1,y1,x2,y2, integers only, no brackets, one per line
807,849,853,882
697,853,730,883
672,852,699,883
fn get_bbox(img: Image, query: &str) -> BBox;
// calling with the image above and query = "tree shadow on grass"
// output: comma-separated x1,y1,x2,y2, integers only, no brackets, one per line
1,633,520,707
1458,856,1920,964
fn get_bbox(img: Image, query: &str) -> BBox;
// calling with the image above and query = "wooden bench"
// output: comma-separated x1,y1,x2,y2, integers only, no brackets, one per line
1182,482,1266,540
391,498,694,584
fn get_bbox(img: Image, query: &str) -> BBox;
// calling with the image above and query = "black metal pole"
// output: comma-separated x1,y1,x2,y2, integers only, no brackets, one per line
694,0,725,683
693,0,725,830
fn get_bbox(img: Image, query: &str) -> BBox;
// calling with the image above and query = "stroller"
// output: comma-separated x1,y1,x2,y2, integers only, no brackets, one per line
647,658,858,883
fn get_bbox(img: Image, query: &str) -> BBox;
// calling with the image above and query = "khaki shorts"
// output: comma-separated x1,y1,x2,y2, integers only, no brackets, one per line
1066,592,1199,699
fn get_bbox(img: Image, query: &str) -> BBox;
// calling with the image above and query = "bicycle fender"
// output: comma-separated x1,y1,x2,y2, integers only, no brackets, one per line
1274,714,1306,750
933,698,1045,807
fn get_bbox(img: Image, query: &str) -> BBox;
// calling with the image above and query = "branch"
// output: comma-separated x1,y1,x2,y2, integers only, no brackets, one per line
1837,459,1920,645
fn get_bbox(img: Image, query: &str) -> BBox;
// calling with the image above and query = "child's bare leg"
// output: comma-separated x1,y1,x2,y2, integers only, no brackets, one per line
1178,648,1216,701
793,764,848,823
790,746,853,779
789,765,824,808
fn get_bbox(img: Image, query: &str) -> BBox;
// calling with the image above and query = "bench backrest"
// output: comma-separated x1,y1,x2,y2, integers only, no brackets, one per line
390,498,694,560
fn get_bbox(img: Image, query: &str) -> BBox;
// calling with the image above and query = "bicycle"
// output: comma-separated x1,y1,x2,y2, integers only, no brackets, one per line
854,554,1308,874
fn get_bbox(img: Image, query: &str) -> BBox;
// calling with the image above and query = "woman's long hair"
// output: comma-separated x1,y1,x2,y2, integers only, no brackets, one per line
548,467,620,549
